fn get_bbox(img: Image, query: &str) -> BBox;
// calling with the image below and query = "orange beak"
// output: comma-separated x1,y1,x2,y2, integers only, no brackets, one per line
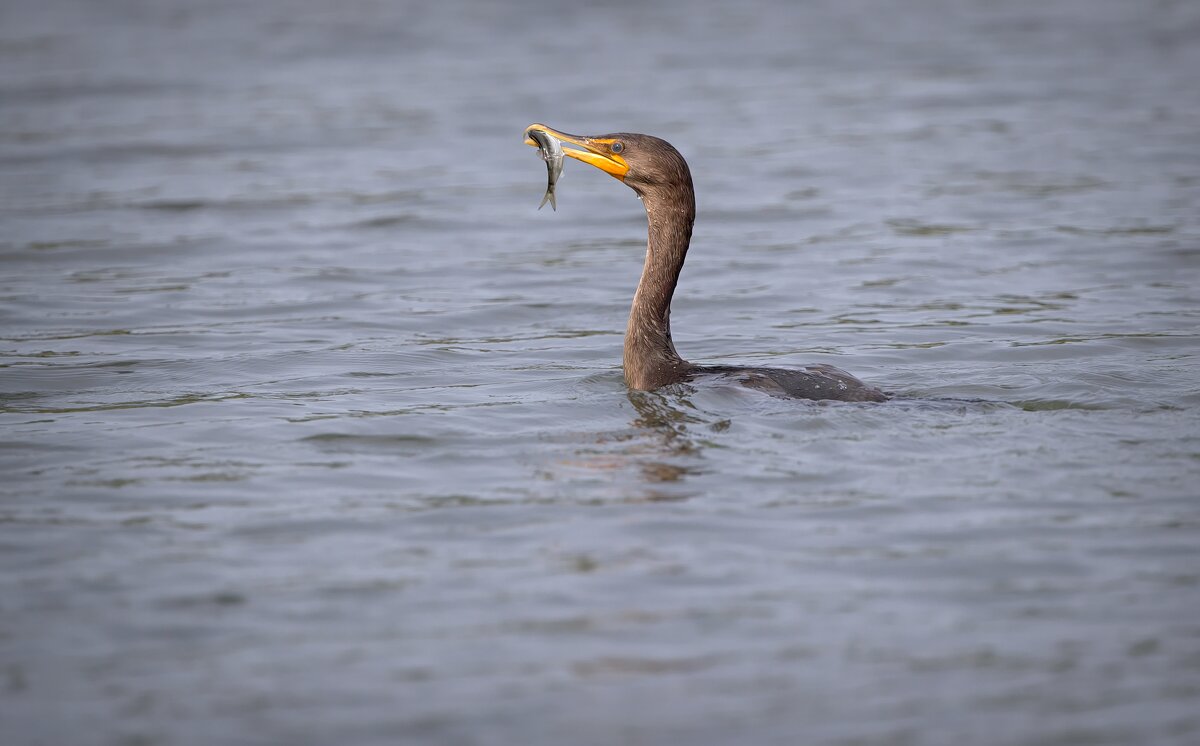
524,123,629,180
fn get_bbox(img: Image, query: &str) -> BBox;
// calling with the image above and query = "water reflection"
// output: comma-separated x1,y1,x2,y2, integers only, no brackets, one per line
622,388,707,499
538,387,711,503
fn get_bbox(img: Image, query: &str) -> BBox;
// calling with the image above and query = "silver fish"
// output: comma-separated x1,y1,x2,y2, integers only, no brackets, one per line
528,127,564,210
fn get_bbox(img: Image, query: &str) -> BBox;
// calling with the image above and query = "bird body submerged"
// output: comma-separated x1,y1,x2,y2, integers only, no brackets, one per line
523,123,886,403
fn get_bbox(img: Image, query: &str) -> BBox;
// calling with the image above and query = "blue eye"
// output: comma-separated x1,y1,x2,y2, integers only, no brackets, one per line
611,142,624,154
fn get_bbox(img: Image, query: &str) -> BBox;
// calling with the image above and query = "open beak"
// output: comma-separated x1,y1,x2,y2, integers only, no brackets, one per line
524,123,629,180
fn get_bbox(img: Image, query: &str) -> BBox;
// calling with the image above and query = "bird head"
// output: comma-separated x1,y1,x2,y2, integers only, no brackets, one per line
524,124,692,198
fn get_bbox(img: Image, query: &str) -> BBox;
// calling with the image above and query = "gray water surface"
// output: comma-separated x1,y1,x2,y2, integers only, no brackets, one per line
2,1,1199,744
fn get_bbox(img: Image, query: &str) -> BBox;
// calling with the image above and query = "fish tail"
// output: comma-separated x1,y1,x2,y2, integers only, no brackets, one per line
539,191,556,211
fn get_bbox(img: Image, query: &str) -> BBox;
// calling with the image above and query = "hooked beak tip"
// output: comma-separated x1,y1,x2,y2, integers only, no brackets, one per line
524,123,552,148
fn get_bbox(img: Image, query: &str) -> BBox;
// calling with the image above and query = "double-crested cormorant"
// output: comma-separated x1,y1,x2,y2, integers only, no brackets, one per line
524,124,887,403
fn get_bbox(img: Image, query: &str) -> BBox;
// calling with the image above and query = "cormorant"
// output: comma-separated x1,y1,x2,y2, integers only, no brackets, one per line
524,124,887,403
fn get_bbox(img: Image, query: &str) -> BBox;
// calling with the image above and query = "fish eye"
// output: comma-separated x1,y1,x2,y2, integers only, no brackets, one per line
611,141,624,154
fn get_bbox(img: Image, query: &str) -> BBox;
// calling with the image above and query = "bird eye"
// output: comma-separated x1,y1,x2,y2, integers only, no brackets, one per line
611,141,624,154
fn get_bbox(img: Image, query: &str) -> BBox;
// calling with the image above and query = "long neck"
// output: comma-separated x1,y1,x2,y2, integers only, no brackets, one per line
623,183,696,389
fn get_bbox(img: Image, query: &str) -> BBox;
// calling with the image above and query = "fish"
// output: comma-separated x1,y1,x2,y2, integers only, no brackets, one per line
527,127,564,210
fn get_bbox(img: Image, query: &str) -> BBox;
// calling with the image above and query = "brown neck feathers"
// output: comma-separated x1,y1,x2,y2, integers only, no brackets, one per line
623,181,696,390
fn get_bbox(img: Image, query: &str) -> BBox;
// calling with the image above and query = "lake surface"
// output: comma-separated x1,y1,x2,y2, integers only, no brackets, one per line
2,1,1199,744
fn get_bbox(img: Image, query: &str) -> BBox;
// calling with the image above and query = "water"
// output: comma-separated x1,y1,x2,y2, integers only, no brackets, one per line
2,1,1199,744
